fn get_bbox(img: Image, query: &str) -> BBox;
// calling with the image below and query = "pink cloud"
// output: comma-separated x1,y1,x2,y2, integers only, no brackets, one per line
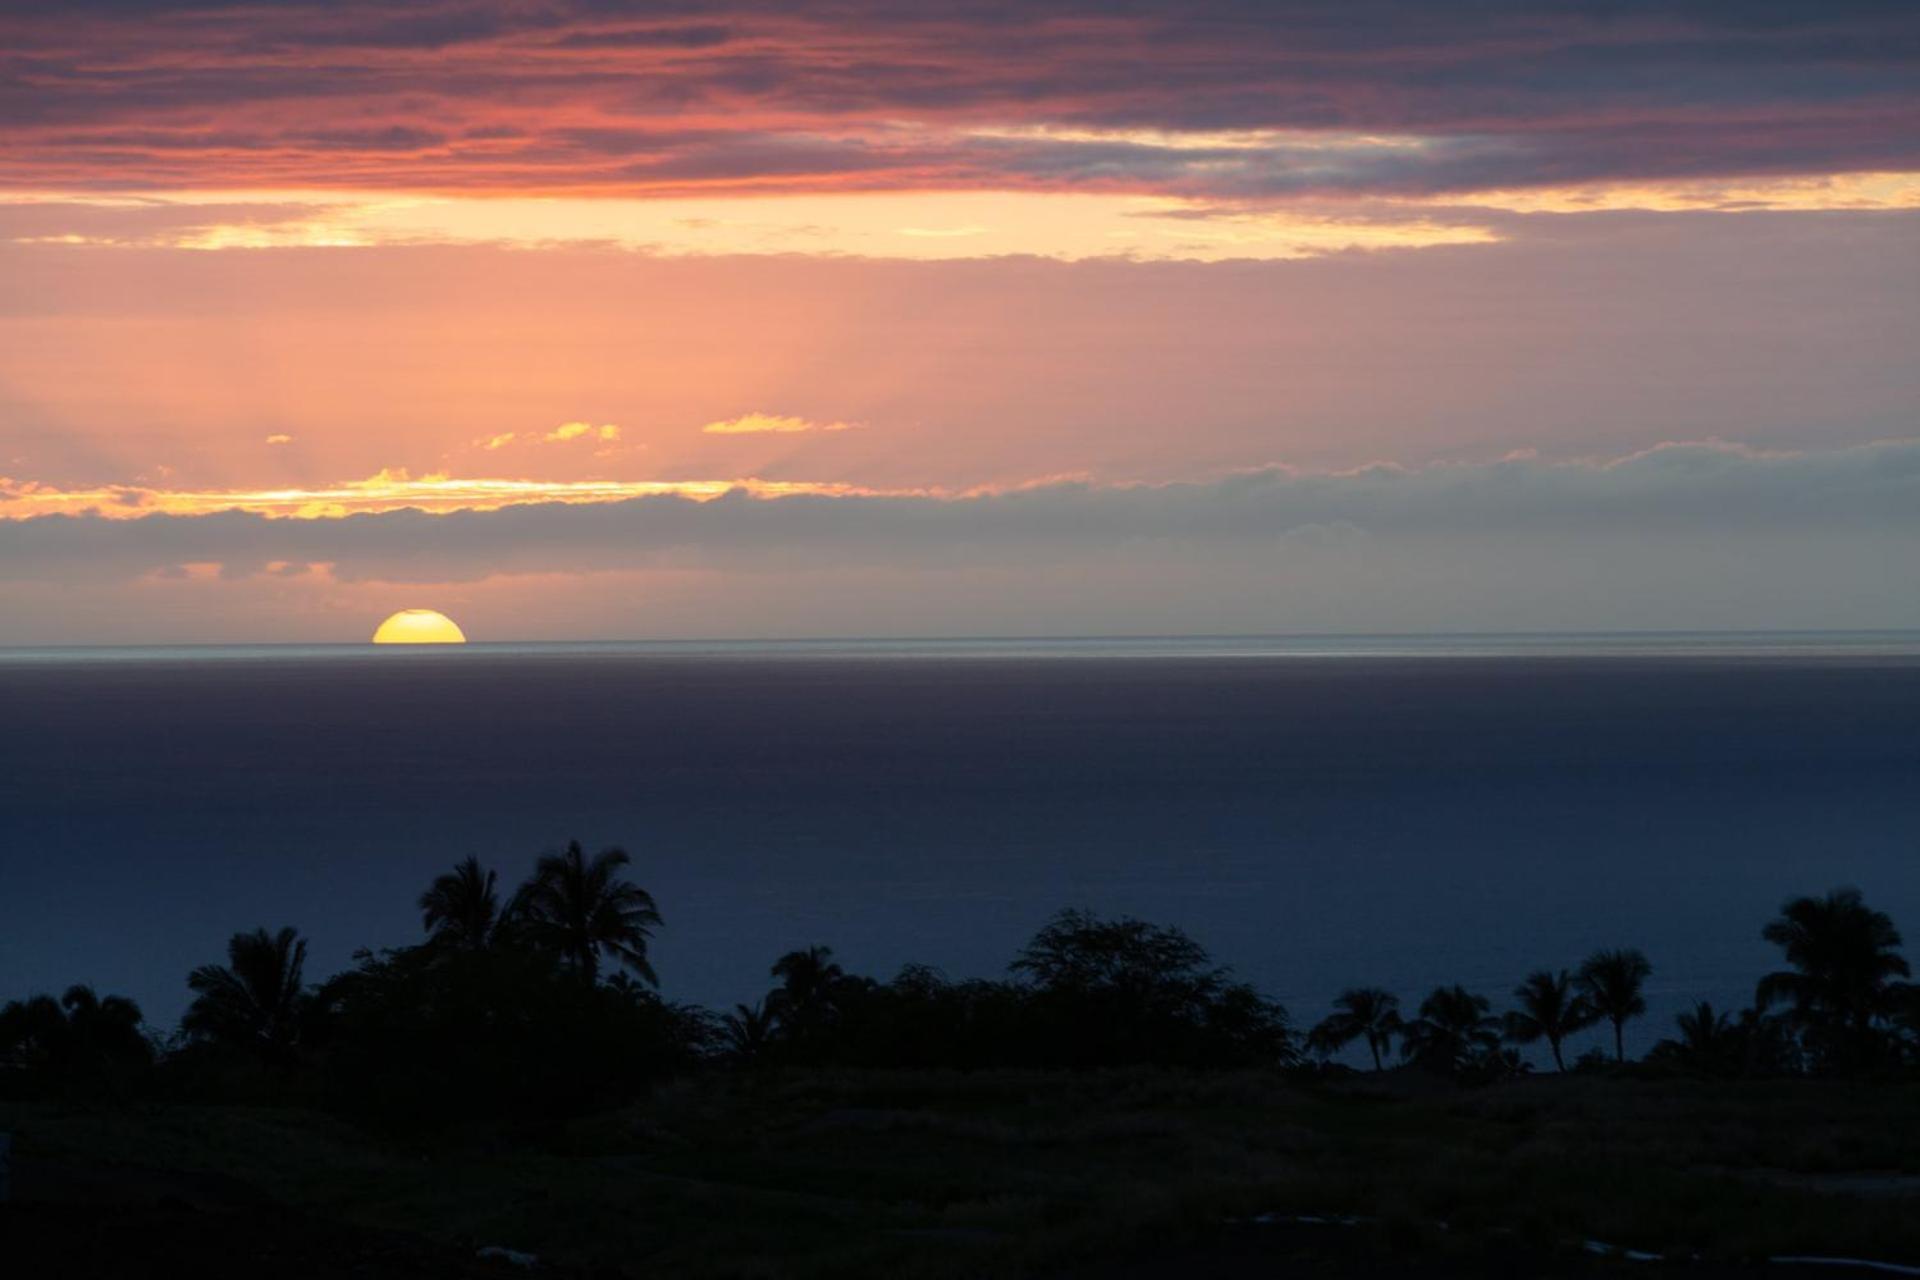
0,3,1912,198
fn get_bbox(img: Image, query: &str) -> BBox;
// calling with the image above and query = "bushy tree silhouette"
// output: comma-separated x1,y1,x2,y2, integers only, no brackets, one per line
0,986,152,1096
1758,887,1912,1072
1013,909,1219,1001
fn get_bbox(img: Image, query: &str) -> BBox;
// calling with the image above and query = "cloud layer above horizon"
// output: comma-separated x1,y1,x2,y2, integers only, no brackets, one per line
2,1,1916,642
6,441,1918,638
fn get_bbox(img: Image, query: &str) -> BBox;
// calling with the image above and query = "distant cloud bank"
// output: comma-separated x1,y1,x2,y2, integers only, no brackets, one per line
4,440,1916,587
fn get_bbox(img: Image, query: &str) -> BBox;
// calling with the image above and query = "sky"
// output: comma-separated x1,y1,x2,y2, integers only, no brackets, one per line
2,0,1917,643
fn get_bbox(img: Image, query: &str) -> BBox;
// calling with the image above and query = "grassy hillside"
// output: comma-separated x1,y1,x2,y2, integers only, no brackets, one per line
7,1069,1920,1277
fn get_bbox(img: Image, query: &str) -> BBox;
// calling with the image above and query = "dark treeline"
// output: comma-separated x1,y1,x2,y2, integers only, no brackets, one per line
4,843,1917,1135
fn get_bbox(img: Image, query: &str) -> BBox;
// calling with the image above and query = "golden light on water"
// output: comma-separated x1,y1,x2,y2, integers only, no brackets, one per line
371,609,467,645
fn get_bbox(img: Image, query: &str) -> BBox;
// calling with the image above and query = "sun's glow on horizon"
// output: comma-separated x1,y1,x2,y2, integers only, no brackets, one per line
371,608,467,644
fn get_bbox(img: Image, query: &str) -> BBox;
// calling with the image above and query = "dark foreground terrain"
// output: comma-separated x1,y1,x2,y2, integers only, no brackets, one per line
6,1070,1920,1278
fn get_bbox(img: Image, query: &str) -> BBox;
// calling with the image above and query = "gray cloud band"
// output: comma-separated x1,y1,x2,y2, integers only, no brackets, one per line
4,441,1917,584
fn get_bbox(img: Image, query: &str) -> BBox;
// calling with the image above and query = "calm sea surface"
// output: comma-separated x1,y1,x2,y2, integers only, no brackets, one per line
3,633,1917,1062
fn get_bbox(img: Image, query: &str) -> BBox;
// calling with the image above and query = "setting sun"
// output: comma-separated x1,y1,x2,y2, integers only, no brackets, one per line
371,609,467,645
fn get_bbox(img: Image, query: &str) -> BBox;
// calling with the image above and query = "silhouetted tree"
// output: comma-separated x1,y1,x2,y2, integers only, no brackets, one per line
1007,911,1290,1068
1736,1006,1805,1076
1886,985,1920,1067
1503,969,1596,1071
59,985,151,1070
720,998,778,1063
0,986,152,1098
1308,988,1402,1071
514,841,662,984
1647,1001,1805,1078
1649,1001,1738,1076
1757,888,1912,1072
316,942,701,1132
0,995,66,1071
1578,949,1651,1063
183,926,309,1061
1401,985,1500,1073
1014,910,1219,1001
768,946,848,1037
419,856,506,950
1674,1000,1734,1055
1202,981,1297,1067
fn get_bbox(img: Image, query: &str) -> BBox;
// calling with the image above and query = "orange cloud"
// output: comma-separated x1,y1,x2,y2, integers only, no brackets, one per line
477,423,622,451
0,469,897,520
702,413,857,436
547,422,621,443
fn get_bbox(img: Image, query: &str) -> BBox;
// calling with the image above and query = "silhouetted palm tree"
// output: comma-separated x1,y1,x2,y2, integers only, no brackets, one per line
419,856,505,950
183,926,308,1057
1674,1000,1734,1054
1757,888,1911,1068
768,945,847,1034
1503,969,1596,1071
1401,984,1500,1072
720,998,778,1062
515,841,662,984
1307,988,1401,1071
1578,949,1651,1063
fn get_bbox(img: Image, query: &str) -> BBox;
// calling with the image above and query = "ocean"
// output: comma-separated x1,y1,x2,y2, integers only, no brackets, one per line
3,632,1917,1063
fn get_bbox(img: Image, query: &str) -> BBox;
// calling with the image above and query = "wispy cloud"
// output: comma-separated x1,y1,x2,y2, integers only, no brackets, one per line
477,422,622,451
702,413,858,436
546,421,620,443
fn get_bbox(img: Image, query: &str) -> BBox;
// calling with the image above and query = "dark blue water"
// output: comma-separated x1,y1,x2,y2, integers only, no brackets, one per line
3,636,1917,1063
